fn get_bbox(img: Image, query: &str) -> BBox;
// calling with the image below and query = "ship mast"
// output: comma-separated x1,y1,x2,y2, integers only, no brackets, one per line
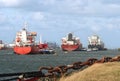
23,22,28,30
39,35,42,44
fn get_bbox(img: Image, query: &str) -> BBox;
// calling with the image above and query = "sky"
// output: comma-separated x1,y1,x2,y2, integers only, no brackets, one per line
0,0,120,49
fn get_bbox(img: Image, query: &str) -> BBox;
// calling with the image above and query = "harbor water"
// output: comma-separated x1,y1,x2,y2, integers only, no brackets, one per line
0,49,120,74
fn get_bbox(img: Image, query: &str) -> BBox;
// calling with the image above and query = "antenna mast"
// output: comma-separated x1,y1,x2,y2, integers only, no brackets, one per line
24,22,28,29
39,35,42,44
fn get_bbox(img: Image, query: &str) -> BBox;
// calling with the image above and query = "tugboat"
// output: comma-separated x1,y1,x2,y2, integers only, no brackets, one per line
38,36,55,54
61,33,82,51
88,34,106,51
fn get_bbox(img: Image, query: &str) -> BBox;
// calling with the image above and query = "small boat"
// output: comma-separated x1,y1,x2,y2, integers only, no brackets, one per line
61,33,82,51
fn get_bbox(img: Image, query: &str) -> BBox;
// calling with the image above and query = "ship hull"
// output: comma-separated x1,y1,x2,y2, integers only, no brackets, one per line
61,44,81,51
14,46,40,55
88,45,105,50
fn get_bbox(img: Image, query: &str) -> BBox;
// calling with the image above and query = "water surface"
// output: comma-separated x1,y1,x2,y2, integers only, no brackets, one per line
0,49,120,73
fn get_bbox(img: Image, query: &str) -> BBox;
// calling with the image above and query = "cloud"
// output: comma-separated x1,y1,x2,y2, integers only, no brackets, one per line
102,0,120,4
0,0,120,17
0,13,7,23
0,26,14,30
37,0,120,17
39,0,56,5
31,12,45,21
1,0,120,48
91,26,101,32
0,0,20,7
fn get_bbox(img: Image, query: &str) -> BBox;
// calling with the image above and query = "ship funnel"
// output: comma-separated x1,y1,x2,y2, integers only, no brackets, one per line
68,33,73,41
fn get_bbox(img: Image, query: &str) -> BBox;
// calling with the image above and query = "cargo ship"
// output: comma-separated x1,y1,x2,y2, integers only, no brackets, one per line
88,34,106,51
13,24,51,55
61,33,82,51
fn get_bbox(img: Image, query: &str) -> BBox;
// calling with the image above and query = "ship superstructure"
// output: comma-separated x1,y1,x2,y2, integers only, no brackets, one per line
88,35,105,50
15,28,37,46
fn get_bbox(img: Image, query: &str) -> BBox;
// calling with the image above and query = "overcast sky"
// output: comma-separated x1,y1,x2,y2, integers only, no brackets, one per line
0,0,120,48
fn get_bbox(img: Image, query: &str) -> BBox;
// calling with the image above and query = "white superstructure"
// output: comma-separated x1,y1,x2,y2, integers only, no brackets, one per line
88,35,104,50
61,33,80,45
88,35,104,45
15,24,37,46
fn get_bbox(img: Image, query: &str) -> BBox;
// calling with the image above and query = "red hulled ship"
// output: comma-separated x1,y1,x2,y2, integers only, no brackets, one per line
61,33,82,51
14,24,48,55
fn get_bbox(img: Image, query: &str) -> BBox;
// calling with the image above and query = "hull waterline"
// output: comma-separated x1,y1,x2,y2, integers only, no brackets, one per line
61,45,79,51
14,46,31,55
